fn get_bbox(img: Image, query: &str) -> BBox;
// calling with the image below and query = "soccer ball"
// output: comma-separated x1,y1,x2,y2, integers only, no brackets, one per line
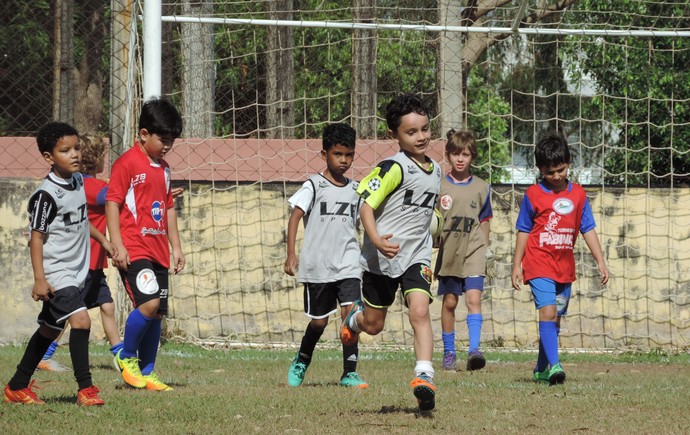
430,208,444,239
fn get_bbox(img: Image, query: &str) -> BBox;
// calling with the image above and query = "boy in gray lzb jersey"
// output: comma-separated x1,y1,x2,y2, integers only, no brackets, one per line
4,122,115,406
283,123,367,389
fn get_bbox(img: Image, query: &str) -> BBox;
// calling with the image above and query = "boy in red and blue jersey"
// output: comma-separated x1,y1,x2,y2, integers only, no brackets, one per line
106,97,185,392
511,133,609,385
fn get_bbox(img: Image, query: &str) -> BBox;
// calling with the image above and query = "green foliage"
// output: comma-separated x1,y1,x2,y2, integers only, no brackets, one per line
564,0,690,186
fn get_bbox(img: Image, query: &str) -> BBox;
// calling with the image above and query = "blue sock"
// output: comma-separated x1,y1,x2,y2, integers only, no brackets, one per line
138,319,162,375
110,342,124,356
122,309,152,359
539,321,560,367
42,341,59,360
535,340,548,372
466,314,483,353
442,331,456,355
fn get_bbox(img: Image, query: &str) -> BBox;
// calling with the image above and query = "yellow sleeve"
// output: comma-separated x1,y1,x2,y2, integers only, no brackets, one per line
356,160,402,210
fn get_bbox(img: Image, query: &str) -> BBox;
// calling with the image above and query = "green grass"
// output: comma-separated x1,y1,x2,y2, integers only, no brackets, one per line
1,343,690,433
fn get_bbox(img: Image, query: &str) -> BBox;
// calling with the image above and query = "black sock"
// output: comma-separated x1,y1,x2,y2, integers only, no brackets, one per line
69,329,92,390
8,330,54,391
297,324,323,364
342,343,359,378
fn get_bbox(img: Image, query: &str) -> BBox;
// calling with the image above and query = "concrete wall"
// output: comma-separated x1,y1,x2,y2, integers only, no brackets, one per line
2,176,688,351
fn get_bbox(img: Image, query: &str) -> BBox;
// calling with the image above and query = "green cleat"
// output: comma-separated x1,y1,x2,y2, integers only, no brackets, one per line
339,372,368,389
532,368,550,383
548,363,566,385
287,354,309,387
115,350,146,388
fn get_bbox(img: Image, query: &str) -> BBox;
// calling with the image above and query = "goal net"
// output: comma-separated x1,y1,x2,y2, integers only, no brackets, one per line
117,0,690,351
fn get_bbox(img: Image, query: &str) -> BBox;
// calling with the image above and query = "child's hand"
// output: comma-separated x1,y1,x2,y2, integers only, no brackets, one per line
32,278,55,302
373,233,400,259
598,262,610,286
511,265,523,291
172,249,185,274
171,187,184,199
102,239,118,259
112,245,130,271
284,255,298,276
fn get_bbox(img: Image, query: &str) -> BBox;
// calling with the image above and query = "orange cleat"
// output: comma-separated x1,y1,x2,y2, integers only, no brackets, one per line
3,380,45,405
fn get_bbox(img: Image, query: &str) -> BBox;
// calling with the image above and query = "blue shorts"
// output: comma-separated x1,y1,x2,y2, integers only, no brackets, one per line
437,275,484,296
529,278,571,316
82,269,114,309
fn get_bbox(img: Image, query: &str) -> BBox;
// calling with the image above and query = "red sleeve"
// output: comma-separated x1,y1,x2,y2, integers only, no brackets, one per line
106,157,129,204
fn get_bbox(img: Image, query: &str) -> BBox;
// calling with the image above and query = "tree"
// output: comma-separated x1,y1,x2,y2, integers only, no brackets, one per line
563,0,690,186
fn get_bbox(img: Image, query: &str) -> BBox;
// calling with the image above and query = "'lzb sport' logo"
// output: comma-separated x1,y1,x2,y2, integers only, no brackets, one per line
151,201,165,225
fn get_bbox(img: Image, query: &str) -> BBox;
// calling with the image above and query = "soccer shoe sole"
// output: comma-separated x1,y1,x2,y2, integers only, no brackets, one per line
413,384,436,411
466,353,486,371
548,370,566,385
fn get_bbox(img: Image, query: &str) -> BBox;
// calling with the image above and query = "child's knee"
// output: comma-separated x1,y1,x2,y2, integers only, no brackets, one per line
100,302,115,317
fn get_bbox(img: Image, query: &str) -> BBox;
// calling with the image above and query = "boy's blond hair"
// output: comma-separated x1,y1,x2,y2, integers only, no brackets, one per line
78,134,107,174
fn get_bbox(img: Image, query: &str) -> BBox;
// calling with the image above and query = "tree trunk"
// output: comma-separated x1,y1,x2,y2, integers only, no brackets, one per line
53,0,74,124
437,0,465,133
265,1,295,139
352,0,377,139
181,0,215,138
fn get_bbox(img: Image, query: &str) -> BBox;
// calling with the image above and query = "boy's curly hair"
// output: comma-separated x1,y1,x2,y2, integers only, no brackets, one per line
78,134,107,174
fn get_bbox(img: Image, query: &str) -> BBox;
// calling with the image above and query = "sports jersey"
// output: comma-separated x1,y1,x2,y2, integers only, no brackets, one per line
106,143,173,268
288,174,361,283
515,180,596,283
357,151,442,277
435,174,493,278
83,175,109,269
28,172,90,290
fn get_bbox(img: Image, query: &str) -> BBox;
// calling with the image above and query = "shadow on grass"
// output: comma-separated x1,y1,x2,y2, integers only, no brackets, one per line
351,405,434,419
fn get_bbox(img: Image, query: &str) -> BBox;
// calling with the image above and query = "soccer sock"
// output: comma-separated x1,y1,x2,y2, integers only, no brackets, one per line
69,328,93,390
110,342,124,356
535,340,548,372
298,323,323,364
138,318,162,375
8,330,54,391
42,341,59,360
122,308,153,359
342,343,358,376
414,360,434,379
466,313,483,353
441,331,456,355
347,308,362,333
539,321,560,367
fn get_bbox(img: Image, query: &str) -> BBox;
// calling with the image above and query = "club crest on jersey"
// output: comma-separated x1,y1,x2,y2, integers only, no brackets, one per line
318,181,329,188
136,269,159,295
552,198,574,215
151,200,165,225
440,194,453,210
407,165,419,175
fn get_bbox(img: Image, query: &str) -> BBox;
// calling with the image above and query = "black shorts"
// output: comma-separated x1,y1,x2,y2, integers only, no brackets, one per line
82,269,114,309
119,259,169,316
37,286,88,331
303,278,361,319
362,263,434,308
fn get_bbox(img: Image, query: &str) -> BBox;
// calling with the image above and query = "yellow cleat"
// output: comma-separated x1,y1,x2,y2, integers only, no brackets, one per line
143,372,173,391
115,350,146,388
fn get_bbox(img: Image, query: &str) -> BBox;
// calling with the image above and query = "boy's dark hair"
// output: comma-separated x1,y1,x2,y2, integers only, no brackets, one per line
445,129,478,160
385,93,430,132
79,134,107,174
322,123,356,151
535,132,571,169
36,122,78,154
139,96,183,139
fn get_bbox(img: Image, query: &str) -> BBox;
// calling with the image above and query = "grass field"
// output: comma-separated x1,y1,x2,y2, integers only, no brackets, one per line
1,343,689,434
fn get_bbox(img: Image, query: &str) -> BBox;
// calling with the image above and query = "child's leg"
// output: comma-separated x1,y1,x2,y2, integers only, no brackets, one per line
8,325,60,390
407,292,434,375
41,329,65,361
337,307,359,377
99,302,123,355
465,289,482,353
298,318,327,365
67,310,93,390
538,305,559,367
138,318,162,375
441,293,458,355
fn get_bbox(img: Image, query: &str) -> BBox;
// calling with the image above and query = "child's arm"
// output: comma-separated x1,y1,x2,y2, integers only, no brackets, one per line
89,222,117,259
511,231,529,290
283,207,304,276
480,220,490,246
105,200,129,270
582,228,609,285
360,202,400,259
167,207,185,274
29,231,55,301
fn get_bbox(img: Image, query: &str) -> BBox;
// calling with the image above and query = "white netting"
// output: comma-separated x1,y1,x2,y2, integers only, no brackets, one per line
113,0,690,351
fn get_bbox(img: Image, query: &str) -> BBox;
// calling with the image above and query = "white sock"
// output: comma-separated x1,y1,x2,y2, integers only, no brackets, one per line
415,360,434,379
348,308,362,333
